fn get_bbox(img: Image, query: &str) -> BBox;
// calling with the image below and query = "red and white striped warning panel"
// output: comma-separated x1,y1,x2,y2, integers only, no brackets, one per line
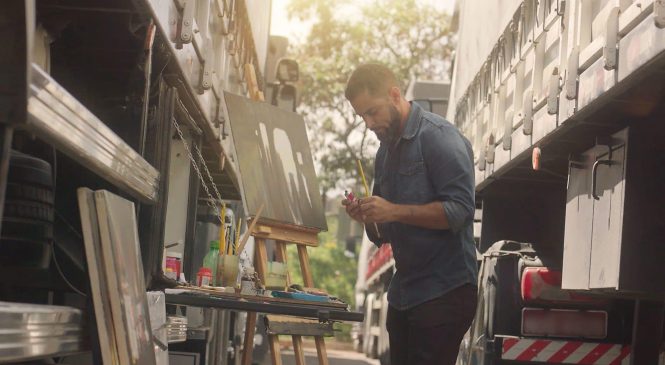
501,338,630,364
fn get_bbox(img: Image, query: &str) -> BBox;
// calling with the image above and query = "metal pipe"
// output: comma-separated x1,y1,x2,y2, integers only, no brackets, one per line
0,126,14,236
40,5,137,14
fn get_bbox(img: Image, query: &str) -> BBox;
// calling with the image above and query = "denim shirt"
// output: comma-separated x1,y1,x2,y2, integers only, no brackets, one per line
367,102,478,310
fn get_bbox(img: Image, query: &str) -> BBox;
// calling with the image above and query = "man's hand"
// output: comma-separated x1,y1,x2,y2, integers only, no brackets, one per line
358,196,397,223
342,198,364,223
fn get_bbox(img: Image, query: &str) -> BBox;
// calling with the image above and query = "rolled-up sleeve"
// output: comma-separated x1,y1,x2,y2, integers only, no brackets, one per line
421,123,475,233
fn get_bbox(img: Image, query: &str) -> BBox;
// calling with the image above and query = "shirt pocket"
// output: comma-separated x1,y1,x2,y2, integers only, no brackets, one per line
397,161,431,203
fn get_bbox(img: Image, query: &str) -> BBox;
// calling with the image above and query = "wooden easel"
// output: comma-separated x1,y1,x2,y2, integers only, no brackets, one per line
240,221,329,365
240,64,329,365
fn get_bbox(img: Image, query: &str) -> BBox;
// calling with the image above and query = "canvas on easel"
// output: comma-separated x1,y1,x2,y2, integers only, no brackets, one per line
223,90,327,232
223,67,332,365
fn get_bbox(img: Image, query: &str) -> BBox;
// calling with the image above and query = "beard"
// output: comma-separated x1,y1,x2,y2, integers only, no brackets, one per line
376,105,402,145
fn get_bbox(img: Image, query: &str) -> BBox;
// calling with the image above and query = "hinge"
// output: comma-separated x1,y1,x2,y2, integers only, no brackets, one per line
175,0,195,45
603,7,620,70
547,67,560,115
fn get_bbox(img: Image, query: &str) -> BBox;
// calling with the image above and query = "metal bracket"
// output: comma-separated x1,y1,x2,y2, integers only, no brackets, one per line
522,90,534,135
595,136,619,160
565,46,579,100
604,7,620,70
547,67,560,115
566,153,584,190
656,0,665,28
176,0,195,44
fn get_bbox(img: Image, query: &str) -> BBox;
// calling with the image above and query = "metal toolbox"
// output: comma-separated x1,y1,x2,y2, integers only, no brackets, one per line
562,124,665,294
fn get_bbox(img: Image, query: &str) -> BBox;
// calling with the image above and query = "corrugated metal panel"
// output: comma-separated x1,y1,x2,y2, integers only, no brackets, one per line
246,0,271,72
448,0,523,119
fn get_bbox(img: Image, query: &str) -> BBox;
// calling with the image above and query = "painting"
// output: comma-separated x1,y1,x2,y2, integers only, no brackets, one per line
224,92,327,231
78,188,157,365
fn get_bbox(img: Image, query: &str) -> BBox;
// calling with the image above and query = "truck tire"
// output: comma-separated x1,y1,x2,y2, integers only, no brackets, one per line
0,150,54,269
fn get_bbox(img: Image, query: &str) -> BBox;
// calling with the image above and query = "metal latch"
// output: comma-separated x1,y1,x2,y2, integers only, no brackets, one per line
478,143,487,171
547,67,560,115
522,90,534,135
558,0,566,16
565,47,579,100
175,0,195,45
486,135,496,164
503,118,512,150
603,7,620,70
656,0,665,28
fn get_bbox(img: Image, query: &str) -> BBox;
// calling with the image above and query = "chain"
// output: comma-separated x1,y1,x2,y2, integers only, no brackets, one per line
171,117,223,224
193,143,223,205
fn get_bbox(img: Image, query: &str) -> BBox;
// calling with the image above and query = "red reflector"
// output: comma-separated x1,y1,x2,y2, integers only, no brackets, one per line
522,308,607,339
522,267,566,302
521,267,605,305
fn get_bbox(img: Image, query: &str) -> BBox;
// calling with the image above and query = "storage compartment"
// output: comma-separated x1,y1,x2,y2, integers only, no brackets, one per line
562,123,665,293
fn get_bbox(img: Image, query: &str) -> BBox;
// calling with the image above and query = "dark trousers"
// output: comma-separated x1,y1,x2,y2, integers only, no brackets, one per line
386,284,478,365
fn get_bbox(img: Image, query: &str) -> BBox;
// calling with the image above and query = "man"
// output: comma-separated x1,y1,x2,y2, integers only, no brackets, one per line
342,63,478,365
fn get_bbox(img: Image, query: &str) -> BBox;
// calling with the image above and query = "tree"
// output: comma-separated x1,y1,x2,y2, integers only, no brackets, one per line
287,0,455,201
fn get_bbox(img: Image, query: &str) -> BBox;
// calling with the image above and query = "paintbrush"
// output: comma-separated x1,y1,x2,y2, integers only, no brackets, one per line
235,203,265,255
356,159,381,239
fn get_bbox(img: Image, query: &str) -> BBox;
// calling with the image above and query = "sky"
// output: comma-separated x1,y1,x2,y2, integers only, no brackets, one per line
270,0,456,41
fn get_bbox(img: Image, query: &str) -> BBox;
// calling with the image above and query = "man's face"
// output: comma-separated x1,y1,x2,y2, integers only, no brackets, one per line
350,91,402,144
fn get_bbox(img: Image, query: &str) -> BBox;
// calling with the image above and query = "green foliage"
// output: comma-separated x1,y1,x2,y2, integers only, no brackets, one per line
287,215,357,307
287,0,454,199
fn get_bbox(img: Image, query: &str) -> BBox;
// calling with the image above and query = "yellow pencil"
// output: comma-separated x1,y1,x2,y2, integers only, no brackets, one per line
219,203,227,255
356,159,381,239
357,159,371,197
234,217,242,255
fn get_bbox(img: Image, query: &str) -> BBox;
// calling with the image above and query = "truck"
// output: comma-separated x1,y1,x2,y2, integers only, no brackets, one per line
0,1,357,364
447,0,665,364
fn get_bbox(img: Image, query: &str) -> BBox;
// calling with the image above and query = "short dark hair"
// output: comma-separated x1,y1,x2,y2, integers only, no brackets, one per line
344,63,398,101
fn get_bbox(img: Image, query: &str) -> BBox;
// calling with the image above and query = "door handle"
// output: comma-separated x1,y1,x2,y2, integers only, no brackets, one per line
591,159,613,200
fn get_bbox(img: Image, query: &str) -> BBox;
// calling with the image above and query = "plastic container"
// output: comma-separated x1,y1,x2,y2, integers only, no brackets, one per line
216,254,239,287
265,261,287,290
202,241,220,285
196,267,213,286
165,252,182,280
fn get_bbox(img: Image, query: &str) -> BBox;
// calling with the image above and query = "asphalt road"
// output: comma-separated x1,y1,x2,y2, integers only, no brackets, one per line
281,348,381,365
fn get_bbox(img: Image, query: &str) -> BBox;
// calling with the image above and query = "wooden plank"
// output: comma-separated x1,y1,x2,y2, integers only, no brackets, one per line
269,335,283,365
241,312,257,365
265,315,334,336
244,63,264,101
315,337,329,365
292,335,306,365
298,245,314,288
255,238,268,286
252,222,320,247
